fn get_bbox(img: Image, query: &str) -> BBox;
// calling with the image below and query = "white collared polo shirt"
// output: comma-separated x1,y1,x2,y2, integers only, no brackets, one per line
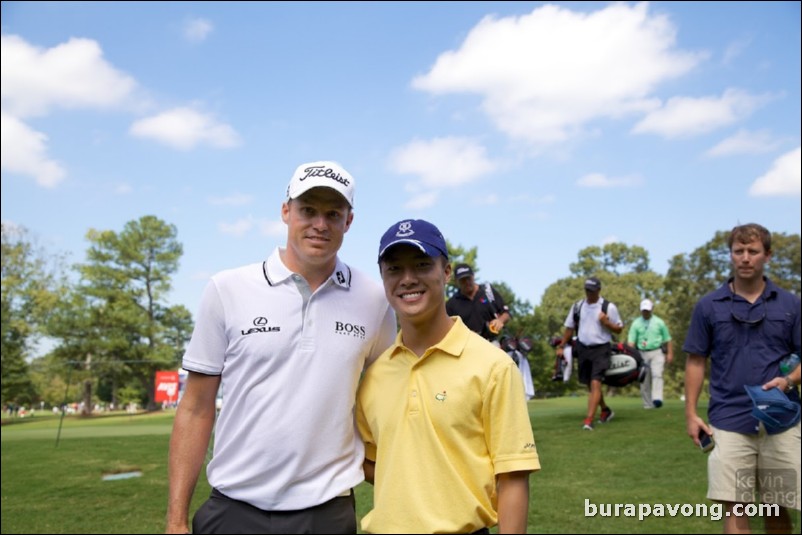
182,247,396,511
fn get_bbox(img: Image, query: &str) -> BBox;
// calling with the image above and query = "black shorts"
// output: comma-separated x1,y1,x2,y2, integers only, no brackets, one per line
192,488,356,534
577,342,611,385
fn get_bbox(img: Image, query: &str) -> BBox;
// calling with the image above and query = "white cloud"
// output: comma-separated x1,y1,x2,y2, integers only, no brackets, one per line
404,191,439,211
722,36,751,66
601,235,619,246
577,172,643,188
219,217,254,237
632,88,770,138
749,147,801,197
184,18,214,43
412,2,705,148
130,107,241,150
472,193,499,206
258,220,285,237
218,218,284,237
389,137,495,189
705,129,781,157
0,111,65,187
208,193,254,206
1,34,136,118
506,192,556,204
115,183,133,195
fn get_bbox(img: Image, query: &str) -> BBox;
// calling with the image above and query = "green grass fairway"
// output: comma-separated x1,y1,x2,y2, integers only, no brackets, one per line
1,398,798,533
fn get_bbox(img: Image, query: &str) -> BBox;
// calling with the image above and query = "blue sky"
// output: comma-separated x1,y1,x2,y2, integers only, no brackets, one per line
2,1,800,319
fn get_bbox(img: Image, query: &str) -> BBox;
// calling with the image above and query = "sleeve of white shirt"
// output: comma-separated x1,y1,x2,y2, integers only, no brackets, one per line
182,279,227,375
608,302,623,327
564,303,577,329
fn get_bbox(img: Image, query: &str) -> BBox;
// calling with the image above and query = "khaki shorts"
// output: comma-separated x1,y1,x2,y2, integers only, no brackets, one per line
707,422,800,510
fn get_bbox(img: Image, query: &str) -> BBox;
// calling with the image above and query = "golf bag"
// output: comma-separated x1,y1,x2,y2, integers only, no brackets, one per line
603,342,647,387
500,335,535,399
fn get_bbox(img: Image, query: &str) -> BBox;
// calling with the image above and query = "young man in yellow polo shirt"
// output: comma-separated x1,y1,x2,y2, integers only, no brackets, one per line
356,219,540,534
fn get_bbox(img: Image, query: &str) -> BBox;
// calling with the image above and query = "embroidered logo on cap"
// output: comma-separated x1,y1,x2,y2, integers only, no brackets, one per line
396,221,414,237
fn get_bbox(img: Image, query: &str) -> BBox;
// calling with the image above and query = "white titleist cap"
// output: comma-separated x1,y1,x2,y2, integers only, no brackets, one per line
640,299,654,311
286,161,355,207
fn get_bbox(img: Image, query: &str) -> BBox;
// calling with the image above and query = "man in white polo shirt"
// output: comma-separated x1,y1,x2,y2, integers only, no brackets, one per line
166,161,397,534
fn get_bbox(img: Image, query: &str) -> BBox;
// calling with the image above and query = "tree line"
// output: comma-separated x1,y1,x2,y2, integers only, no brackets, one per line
2,217,800,412
2,217,192,413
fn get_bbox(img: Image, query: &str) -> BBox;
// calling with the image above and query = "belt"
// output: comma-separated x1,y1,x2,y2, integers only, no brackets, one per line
211,487,353,507
578,341,609,349
643,347,662,351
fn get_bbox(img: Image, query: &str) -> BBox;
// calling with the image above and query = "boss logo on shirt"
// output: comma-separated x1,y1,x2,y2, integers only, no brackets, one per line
335,321,366,339
242,317,280,336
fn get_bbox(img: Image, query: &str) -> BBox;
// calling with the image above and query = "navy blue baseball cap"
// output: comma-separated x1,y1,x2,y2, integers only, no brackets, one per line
378,219,448,261
744,384,801,433
584,277,602,291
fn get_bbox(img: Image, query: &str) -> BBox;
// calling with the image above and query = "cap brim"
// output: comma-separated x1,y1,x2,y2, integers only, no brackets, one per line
379,239,443,259
289,184,352,206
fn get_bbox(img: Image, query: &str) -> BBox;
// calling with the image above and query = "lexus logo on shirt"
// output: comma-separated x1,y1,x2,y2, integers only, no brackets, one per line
242,317,280,336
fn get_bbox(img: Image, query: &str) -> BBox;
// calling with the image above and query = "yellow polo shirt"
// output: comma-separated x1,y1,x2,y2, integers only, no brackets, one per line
356,317,540,534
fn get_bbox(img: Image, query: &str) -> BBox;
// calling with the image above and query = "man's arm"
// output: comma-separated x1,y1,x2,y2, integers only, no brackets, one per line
600,303,623,335
489,310,512,334
600,313,623,335
487,285,511,334
684,354,710,445
497,471,530,534
762,361,801,392
362,459,376,485
556,327,574,358
626,325,638,347
165,372,221,534
659,320,674,363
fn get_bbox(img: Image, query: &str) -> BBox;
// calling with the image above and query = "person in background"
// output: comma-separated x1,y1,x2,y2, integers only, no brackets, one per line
684,223,801,533
357,218,540,534
627,299,673,409
165,161,397,534
446,263,511,343
555,277,623,430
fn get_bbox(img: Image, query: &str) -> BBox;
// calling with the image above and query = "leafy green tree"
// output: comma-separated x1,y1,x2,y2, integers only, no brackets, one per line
1,224,66,407
569,243,650,276
47,216,193,412
766,232,801,296
28,355,79,410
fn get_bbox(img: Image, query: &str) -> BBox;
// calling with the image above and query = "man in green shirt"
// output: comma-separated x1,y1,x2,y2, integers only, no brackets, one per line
627,299,673,408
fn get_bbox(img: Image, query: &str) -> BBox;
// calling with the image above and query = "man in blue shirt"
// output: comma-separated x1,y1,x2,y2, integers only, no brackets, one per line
684,223,801,533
